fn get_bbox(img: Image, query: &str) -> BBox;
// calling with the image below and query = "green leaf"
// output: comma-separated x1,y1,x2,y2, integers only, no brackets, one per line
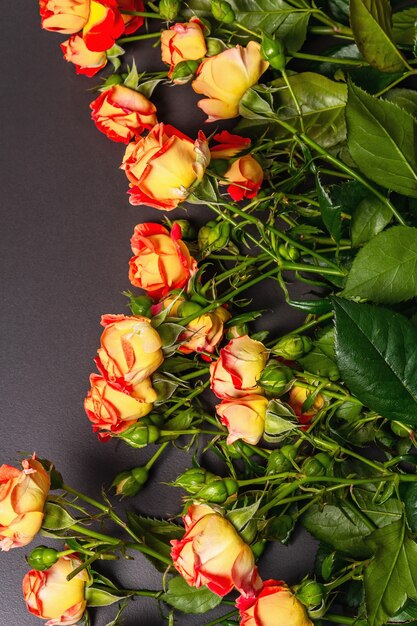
351,484,402,527
402,483,417,533
390,599,417,623
161,577,222,614
383,89,417,118
392,6,417,46
346,81,417,198
351,196,392,246
350,0,407,72
42,502,77,531
126,513,181,572
333,298,417,426
264,400,298,442
364,518,417,626
342,226,417,303
239,87,275,120
298,328,340,381
86,586,129,607
316,175,342,242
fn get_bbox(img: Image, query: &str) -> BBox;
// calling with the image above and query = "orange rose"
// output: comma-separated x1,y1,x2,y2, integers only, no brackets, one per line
161,17,207,77
129,222,197,299
39,0,89,34
180,307,231,358
171,503,262,597
121,123,210,209
82,0,124,52
237,579,313,626
23,554,90,626
220,155,264,201
210,130,251,160
61,34,107,77
216,395,268,445
84,374,156,440
0,457,50,551
192,42,269,121
118,0,144,35
90,86,157,143
288,385,324,426
210,335,268,400
96,314,163,386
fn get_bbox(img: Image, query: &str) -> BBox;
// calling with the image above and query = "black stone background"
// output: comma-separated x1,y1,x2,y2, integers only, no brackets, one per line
0,3,320,624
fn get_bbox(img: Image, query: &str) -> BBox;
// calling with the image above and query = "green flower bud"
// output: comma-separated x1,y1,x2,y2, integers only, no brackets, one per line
226,323,249,340
129,294,153,317
271,334,312,360
266,451,292,474
226,440,254,459
302,456,326,477
171,60,200,84
119,423,160,449
278,243,299,261
314,452,332,469
174,468,217,494
261,33,286,70
112,466,149,497
251,539,266,559
264,514,294,542
159,0,180,21
211,0,235,23
198,220,231,253
258,362,293,395
172,219,197,241
196,478,238,503
177,300,204,318
206,37,227,56
295,580,325,609
27,546,59,571
101,74,124,91
280,444,297,461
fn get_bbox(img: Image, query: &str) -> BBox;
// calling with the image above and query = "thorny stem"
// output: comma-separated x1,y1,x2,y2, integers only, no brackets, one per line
145,442,170,470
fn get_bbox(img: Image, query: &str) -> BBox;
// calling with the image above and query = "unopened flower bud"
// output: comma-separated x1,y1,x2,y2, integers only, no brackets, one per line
172,220,197,241
258,362,293,395
129,294,153,317
266,450,292,474
278,243,299,261
251,539,266,559
177,300,204,318
226,323,249,340
206,37,227,56
271,334,312,360
171,60,200,85
112,466,149,497
211,0,235,23
174,468,217,494
302,455,328,477
295,580,325,609
198,220,231,253
159,0,180,21
261,33,286,71
119,423,160,449
27,546,59,571
196,477,238,503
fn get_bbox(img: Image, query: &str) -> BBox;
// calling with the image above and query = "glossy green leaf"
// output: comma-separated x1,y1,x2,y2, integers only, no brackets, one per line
162,577,222,614
392,6,417,45
351,196,392,246
364,519,417,626
342,226,417,303
333,298,417,426
316,175,342,242
126,513,181,571
346,81,417,198
298,328,340,381
389,599,417,623
402,483,417,533
350,0,407,72
383,89,417,118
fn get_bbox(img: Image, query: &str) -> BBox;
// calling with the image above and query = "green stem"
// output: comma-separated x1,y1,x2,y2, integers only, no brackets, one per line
145,441,170,471
289,311,333,335
204,608,239,626
324,615,356,625
62,484,108,513
291,50,366,66
181,368,210,381
117,32,161,44
163,381,210,417
281,261,345,277
119,9,161,17
201,253,270,294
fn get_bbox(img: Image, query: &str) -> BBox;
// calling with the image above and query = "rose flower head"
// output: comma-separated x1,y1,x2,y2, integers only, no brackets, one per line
39,0,90,34
288,384,325,427
171,503,262,597
82,0,125,52
0,456,50,551
118,0,145,35
192,41,269,121
161,17,207,77
121,123,210,210
90,85,157,143
237,579,313,626
60,34,107,76
220,155,264,201
210,130,251,160
216,395,268,445
23,554,90,626
129,222,197,299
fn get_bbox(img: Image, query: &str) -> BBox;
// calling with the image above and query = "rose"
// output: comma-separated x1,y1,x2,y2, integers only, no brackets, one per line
121,123,210,209
210,335,268,399
161,17,207,77
180,307,231,358
90,86,157,143
171,503,262,597
220,155,264,201
216,395,268,445
288,385,324,426
39,0,90,34
192,42,269,121
237,579,313,626
23,554,90,626
84,374,156,440
82,0,125,52
0,457,50,551
210,130,251,160
118,0,145,34
129,222,197,299
96,314,163,386
61,34,107,77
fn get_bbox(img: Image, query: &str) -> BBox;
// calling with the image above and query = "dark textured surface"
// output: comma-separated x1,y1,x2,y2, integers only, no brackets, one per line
0,3,317,624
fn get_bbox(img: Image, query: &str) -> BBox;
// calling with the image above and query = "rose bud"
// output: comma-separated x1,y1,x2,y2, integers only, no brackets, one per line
195,478,238,504
39,0,90,34
161,17,207,78
84,374,156,440
220,155,264,202
0,457,50,551
170,503,262,597
216,395,268,445
180,306,231,358
23,554,90,626
258,361,293,396
288,385,325,426
128,222,197,299
119,422,160,448
171,219,197,241
118,0,145,35
170,60,200,85
173,467,218,494
237,579,313,626
60,34,107,77
27,546,59,572
96,314,163,385
159,0,180,21
295,580,325,610
82,0,125,52
271,334,312,360
210,131,251,160
112,466,149,496
121,123,210,210
210,335,268,400
90,86,157,143
198,220,231,254
192,42,269,121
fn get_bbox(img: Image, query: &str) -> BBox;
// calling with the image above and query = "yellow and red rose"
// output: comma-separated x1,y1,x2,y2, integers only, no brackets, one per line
90,85,157,143
61,34,107,76
161,17,207,77
171,503,262,597
82,0,125,52
0,457,50,551
288,385,325,427
220,155,264,201
237,579,313,626
23,554,90,626
129,222,197,299
121,123,210,210
118,0,145,35
39,0,90,34
210,130,251,160
216,395,268,445
192,42,269,121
